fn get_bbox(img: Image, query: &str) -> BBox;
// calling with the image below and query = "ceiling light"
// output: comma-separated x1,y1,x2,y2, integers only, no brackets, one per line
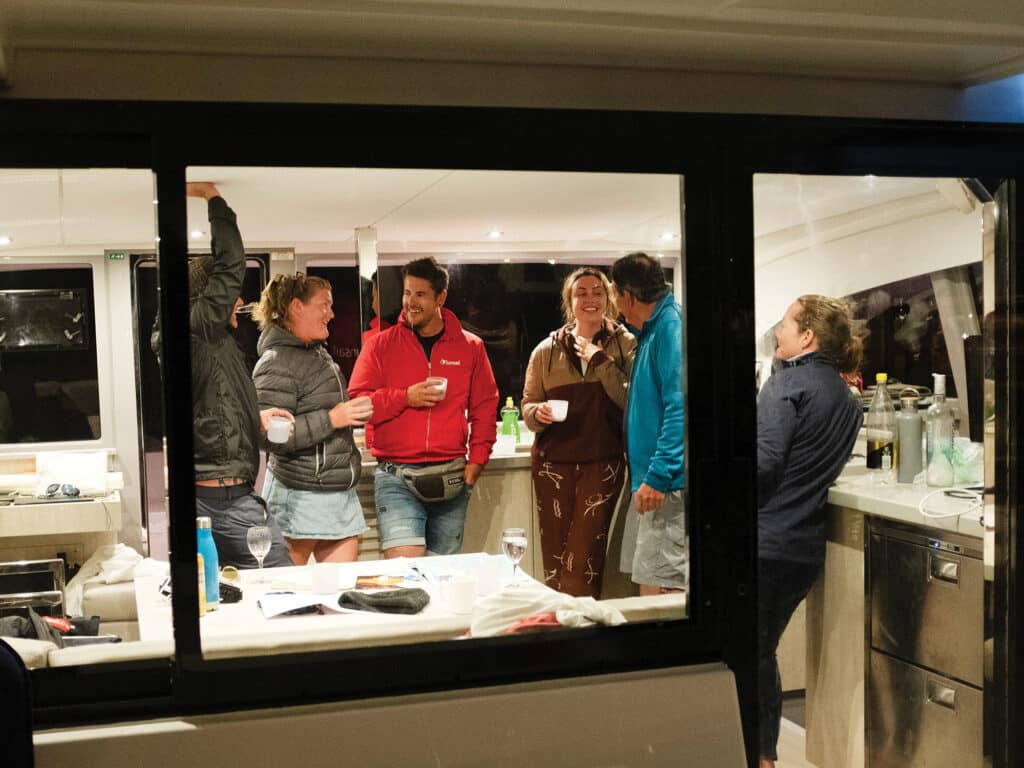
656,252,664,259
191,229,205,239
659,232,676,241
503,257,511,263
0,235,11,246
488,230,503,239
547,258,556,265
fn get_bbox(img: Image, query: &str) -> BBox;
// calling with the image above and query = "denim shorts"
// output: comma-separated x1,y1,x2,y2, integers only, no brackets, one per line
262,471,367,540
632,489,689,589
374,464,473,554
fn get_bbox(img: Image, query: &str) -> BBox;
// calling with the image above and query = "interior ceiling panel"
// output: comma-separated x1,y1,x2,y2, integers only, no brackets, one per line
2,0,1023,85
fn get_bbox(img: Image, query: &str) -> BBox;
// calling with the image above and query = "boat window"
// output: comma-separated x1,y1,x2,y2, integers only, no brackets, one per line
170,166,689,664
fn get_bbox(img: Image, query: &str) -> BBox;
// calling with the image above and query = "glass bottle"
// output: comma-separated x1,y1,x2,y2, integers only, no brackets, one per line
866,372,896,485
925,373,955,487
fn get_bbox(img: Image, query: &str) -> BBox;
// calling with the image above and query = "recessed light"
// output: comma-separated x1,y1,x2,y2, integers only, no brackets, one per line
488,230,503,239
547,258,556,265
191,230,205,239
659,232,676,241
0,235,11,246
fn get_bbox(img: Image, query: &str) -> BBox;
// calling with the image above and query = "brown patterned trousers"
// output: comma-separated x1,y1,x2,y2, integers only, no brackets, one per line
531,455,625,598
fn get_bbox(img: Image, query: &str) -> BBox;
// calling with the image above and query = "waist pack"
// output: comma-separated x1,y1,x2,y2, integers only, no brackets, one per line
395,458,466,503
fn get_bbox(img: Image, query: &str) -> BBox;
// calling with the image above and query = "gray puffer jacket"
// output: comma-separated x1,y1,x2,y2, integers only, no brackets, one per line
253,324,361,492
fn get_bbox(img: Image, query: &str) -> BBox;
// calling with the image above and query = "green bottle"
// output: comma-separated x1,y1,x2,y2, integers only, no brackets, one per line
500,396,520,443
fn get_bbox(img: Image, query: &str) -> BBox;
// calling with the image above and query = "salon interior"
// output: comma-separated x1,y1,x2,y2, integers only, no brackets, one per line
0,166,998,767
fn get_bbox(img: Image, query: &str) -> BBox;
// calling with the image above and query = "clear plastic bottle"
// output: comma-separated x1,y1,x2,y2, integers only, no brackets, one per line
925,372,955,487
866,372,896,485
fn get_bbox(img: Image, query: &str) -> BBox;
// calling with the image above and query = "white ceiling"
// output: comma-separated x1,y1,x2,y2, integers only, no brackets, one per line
0,166,975,263
1,0,1023,87
0,167,684,259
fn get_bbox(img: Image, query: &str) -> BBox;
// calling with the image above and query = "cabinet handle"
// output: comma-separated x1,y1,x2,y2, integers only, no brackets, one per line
929,553,960,584
927,679,957,710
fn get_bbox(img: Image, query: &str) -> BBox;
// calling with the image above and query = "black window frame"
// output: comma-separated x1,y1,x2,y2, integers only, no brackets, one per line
3,100,1023,768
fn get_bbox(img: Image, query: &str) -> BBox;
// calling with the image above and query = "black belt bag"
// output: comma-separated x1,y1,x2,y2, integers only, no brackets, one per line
395,458,466,503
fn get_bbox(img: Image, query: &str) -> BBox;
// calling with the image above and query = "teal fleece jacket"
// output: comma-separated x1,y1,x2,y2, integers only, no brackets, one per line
624,293,684,493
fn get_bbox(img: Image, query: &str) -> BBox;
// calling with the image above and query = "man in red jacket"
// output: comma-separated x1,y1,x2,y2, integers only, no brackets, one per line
349,257,499,558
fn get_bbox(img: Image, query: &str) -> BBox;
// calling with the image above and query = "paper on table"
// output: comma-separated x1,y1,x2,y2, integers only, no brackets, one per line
256,592,361,619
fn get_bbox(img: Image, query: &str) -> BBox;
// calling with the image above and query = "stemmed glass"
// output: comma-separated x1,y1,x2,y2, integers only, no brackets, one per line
246,526,272,583
501,527,528,584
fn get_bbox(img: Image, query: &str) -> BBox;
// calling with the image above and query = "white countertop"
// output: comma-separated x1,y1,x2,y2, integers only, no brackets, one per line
828,463,986,540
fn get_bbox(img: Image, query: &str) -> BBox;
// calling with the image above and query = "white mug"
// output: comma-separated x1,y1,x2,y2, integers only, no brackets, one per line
548,399,569,422
440,573,477,614
267,416,291,443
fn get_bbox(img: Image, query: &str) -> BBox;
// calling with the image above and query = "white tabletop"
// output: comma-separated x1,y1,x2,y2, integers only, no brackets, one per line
134,553,523,654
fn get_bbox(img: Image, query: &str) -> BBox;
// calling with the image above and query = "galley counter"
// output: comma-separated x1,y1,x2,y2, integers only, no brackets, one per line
792,461,990,768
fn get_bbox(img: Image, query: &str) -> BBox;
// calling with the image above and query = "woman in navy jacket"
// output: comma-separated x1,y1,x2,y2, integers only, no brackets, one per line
757,295,864,768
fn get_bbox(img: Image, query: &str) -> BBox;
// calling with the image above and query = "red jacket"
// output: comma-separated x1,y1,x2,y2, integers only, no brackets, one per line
349,308,499,466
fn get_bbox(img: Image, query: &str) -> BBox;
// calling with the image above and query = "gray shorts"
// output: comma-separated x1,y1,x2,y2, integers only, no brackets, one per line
631,489,689,589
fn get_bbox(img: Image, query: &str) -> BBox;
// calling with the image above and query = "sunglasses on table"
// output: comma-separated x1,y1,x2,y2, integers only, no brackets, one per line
44,483,81,499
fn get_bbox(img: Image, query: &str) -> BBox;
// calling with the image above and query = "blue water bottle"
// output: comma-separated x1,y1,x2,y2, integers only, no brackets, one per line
196,516,220,611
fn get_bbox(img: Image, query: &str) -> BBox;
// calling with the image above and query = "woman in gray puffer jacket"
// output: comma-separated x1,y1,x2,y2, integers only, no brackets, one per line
252,273,374,564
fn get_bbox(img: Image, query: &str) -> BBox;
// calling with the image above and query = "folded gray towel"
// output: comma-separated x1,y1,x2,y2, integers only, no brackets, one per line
339,588,430,614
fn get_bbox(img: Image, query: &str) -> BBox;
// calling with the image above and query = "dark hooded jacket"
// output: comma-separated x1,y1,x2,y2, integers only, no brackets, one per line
252,324,361,492
189,197,262,483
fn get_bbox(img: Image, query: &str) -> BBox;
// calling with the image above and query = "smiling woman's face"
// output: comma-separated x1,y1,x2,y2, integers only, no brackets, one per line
570,275,607,326
289,287,334,343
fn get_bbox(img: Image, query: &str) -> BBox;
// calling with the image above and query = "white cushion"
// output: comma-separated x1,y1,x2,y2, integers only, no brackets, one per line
82,582,137,622
3,637,58,669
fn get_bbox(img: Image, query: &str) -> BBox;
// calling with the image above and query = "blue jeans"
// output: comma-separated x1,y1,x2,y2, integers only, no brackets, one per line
758,557,821,761
374,465,472,554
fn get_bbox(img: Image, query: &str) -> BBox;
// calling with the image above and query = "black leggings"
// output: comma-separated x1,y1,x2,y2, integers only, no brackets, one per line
757,557,821,761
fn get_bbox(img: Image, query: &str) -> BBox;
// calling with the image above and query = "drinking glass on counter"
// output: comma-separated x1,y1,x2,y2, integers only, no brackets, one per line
501,526,528,582
247,525,272,582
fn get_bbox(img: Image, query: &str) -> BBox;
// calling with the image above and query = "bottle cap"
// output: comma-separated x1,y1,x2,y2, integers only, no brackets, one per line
899,388,920,408
875,372,888,383
932,372,946,396
197,516,212,529
505,396,514,408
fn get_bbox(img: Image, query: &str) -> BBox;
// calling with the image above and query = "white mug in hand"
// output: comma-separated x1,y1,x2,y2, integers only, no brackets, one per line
548,399,569,422
267,416,291,443
426,377,448,399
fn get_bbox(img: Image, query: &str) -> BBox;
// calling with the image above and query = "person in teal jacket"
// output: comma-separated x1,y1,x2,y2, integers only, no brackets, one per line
610,252,686,595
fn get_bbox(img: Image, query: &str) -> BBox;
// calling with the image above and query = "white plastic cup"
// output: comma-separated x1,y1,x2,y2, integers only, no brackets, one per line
440,573,477,614
426,377,448,399
311,562,339,594
267,416,291,443
548,399,569,422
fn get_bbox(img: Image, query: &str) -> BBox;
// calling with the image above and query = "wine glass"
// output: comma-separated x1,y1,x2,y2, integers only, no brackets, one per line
246,525,272,582
501,527,528,583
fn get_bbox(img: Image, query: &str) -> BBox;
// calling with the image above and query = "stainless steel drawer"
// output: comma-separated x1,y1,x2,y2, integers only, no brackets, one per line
867,650,981,768
869,530,983,687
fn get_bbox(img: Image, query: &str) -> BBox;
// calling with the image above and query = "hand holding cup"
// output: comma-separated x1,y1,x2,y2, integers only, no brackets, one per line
548,399,569,422
407,379,446,408
330,395,374,428
260,407,294,442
